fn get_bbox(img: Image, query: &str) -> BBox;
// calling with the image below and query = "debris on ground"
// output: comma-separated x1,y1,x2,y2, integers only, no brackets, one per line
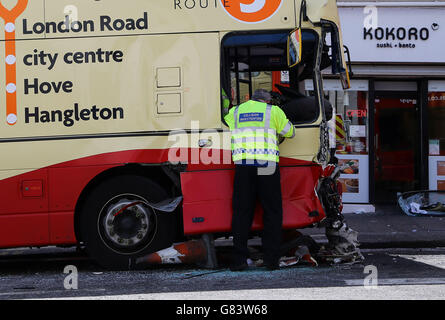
318,222,364,265
135,226,364,270
398,191,445,217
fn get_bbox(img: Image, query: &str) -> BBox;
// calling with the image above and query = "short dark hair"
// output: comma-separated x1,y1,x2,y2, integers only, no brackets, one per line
252,89,271,102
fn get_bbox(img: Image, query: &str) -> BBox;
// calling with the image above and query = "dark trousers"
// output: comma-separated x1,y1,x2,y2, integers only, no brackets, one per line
231,164,283,265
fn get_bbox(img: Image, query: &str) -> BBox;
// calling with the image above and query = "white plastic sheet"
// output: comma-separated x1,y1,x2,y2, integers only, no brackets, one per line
398,191,445,217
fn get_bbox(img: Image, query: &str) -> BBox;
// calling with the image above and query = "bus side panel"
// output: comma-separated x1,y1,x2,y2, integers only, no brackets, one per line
0,168,50,247
3,33,221,141
0,213,49,248
181,164,326,236
48,165,117,212
0,148,170,248
181,169,234,235
0,168,49,215
0,164,118,248
48,211,77,245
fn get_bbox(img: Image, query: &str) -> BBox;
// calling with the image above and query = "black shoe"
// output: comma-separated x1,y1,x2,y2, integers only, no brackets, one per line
230,262,248,272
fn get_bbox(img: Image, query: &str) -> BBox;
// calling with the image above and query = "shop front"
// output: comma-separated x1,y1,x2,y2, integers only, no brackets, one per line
319,2,445,210
428,81,445,191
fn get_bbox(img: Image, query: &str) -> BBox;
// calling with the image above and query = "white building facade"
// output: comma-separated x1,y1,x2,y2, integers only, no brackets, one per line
322,1,445,209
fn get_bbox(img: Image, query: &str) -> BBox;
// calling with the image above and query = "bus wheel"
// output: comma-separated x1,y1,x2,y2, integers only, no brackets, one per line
79,175,176,269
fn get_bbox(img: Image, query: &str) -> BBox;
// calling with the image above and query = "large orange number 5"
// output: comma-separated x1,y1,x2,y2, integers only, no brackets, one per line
222,0,282,24
240,0,266,13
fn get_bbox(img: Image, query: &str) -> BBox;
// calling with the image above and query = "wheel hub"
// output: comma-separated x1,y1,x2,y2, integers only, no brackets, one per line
102,198,153,249
113,212,142,239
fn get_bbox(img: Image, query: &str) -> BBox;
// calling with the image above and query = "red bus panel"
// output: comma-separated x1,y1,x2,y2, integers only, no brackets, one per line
181,164,326,235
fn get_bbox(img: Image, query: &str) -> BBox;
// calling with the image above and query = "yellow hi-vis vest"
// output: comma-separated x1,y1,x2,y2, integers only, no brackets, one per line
224,100,295,164
222,89,231,115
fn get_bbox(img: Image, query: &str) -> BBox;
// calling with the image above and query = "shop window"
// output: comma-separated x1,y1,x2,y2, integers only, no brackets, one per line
306,79,369,203
428,92,445,156
428,81,445,191
330,90,369,155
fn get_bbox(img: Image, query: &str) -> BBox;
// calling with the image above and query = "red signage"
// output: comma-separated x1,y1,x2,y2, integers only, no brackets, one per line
346,109,368,118
429,92,445,107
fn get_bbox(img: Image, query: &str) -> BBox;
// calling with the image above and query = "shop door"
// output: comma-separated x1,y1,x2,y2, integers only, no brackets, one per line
374,82,420,203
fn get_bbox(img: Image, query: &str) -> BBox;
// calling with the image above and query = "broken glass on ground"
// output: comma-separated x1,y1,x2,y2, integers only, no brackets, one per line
398,191,445,217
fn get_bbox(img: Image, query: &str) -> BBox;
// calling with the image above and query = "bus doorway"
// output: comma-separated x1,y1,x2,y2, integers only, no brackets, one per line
374,82,421,203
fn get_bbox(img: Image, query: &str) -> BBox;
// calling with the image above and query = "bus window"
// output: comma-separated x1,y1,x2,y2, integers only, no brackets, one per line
221,30,326,125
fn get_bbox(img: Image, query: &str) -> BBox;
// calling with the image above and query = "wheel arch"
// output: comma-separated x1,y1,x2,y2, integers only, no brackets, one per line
73,163,179,243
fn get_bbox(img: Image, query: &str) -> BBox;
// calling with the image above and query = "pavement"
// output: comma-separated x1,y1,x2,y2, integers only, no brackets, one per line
304,204,445,249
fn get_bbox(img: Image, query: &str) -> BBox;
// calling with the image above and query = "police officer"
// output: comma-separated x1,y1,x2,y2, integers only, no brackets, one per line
224,89,295,271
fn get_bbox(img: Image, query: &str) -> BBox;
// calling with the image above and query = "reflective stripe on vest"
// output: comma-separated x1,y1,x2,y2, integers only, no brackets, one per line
231,103,279,163
280,121,295,138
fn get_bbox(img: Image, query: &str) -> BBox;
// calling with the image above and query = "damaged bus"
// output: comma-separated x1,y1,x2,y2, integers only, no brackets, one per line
0,0,360,268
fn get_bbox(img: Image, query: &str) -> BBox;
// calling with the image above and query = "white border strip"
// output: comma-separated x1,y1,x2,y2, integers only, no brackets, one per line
429,81,445,92
39,284,445,300
338,2,445,7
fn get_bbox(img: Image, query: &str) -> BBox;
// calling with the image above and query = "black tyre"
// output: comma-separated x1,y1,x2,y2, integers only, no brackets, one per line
79,175,176,269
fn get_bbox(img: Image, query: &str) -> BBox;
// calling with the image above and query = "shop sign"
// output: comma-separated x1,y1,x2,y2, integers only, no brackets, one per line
346,110,367,118
339,6,445,63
